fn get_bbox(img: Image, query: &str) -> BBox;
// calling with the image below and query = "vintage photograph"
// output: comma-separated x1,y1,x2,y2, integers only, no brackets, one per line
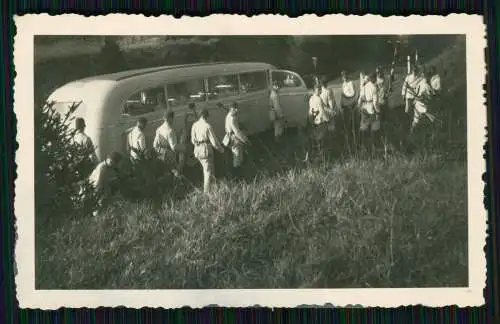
15,14,486,308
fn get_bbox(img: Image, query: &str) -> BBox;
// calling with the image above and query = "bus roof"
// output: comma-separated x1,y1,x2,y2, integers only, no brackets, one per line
48,61,276,103
77,62,275,83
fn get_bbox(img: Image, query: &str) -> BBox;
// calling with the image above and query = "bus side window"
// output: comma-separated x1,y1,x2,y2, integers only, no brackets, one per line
207,74,239,100
167,79,206,107
273,72,302,89
123,86,165,116
239,71,268,93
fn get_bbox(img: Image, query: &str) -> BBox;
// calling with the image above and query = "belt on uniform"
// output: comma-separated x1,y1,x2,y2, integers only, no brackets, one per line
194,140,210,145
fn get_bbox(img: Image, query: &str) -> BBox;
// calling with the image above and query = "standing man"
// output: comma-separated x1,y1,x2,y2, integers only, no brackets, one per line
340,70,358,142
340,71,357,111
191,108,224,194
319,77,338,132
411,69,433,134
224,102,250,178
153,111,181,176
127,117,147,161
308,84,330,156
73,117,98,165
269,81,285,142
401,65,420,114
358,73,380,148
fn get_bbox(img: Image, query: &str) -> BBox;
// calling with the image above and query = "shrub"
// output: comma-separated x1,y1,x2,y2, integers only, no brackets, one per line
35,102,100,222
116,150,177,204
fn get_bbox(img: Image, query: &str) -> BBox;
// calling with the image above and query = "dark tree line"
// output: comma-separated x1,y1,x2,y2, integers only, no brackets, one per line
35,35,459,106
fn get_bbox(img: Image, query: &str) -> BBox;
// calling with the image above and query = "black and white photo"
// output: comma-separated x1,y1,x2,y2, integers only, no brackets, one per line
14,14,486,308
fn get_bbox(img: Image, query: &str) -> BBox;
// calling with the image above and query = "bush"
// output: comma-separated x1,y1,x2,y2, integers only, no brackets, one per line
35,102,100,222
116,150,177,204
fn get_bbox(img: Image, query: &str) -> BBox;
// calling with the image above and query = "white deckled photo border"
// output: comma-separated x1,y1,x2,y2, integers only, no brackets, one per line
13,13,487,309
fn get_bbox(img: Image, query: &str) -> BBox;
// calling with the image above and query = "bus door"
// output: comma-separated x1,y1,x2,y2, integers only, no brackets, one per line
269,70,309,128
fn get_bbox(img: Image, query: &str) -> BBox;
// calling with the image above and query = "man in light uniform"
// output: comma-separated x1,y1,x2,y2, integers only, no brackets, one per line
73,117,98,165
411,70,433,134
191,108,224,193
127,117,147,161
319,78,337,132
339,70,358,145
341,71,357,110
153,111,182,176
269,81,285,142
358,73,380,146
401,65,421,114
87,151,123,216
308,84,330,154
224,102,250,177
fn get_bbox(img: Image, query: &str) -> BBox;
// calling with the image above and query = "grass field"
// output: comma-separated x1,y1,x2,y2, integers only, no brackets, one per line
35,39,469,289
36,147,467,289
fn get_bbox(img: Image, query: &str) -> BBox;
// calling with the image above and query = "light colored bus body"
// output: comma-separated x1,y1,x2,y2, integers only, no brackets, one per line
47,62,309,161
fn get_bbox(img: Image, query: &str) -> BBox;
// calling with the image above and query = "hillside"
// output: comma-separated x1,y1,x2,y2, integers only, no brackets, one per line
35,37,469,289
36,153,467,289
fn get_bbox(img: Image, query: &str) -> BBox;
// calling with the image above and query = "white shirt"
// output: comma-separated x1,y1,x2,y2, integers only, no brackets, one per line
191,117,223,159
309,93,330,125
88,161,116,192
320,86,336,113
73,131,98,163
153,121,177,159
414,79,432,113
430,74,441,92
415,79,432,102
269,89,284,119
402,73,420,99
128,126,146,160
225,112,248,147
342,80,356,98
359,81,378,114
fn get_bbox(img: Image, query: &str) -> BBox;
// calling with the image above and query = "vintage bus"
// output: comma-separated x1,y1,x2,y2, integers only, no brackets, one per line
47,62,310,161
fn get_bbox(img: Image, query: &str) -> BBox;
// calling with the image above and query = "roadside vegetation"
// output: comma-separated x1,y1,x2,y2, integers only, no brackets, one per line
34,37,468,289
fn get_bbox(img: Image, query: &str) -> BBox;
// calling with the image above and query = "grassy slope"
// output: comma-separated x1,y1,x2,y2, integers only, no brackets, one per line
36,40,468,289
37,153,467,289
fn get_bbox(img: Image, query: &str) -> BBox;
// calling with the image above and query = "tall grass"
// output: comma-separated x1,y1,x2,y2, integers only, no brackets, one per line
36,150,467,289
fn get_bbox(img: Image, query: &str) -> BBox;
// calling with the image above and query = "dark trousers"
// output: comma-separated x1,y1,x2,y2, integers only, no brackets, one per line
339,105,361,151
